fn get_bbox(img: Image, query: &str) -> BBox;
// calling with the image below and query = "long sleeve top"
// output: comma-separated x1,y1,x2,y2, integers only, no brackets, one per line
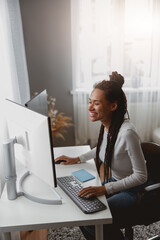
79,120,147,195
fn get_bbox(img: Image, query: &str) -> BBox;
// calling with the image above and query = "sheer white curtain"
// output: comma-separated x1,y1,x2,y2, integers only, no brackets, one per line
0,0,30,194
71,0,160,146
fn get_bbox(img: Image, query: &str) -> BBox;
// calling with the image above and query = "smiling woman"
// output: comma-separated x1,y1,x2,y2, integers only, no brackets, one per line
56,72,149,240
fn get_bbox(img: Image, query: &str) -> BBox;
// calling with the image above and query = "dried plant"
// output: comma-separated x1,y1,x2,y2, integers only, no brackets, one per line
33,92,73,139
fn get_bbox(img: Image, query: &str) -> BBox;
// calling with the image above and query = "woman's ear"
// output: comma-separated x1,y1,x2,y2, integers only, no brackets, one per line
111,102,118,112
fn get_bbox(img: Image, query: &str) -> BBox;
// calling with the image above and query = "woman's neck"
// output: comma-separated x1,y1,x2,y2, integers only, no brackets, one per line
102,121,110,132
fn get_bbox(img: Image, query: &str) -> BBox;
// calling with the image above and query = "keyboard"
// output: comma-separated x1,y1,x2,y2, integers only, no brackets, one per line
57,175,107,214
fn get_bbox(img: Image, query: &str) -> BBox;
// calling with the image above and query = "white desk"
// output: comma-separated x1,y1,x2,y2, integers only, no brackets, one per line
0,146,112,240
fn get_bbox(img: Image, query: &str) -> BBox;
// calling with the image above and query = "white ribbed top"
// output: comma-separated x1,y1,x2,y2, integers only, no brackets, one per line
79,120,147,195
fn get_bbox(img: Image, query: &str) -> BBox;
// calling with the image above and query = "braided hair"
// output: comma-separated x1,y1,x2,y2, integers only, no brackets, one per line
95,72,128,182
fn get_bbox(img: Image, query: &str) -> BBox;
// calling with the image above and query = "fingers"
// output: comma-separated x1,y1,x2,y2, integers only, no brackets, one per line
55,156,79,165
55,155,69,165
55,155,66,161
78,187,96,198
61,160,70,165
60,158,74,165
78,186,106,198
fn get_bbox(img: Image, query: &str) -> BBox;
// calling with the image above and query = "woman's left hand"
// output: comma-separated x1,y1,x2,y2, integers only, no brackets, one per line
78,186,106,199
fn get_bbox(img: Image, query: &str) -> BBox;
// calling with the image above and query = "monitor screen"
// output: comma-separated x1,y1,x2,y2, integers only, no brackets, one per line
25,89,48,116
5,99,57,188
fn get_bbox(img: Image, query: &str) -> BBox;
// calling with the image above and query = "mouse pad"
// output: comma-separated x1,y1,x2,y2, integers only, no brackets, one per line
72,169,95,182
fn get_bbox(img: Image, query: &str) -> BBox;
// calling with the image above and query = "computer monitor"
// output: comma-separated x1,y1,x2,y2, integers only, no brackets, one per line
24,89,58,187
25,89,48,116
5,98,56,188
4,98,61,204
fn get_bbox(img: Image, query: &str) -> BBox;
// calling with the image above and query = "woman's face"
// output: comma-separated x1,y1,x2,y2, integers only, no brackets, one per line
88,88,117,127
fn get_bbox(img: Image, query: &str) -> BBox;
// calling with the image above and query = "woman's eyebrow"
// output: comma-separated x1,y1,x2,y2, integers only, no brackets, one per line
89,98,101,102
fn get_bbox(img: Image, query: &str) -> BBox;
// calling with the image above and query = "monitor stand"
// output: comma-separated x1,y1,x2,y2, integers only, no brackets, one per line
3,138,62,205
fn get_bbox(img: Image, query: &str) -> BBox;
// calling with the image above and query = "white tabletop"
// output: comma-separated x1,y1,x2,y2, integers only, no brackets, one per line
0,145,112,238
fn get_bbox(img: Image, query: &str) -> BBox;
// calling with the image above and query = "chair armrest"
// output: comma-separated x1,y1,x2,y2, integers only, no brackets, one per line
144,183,160,192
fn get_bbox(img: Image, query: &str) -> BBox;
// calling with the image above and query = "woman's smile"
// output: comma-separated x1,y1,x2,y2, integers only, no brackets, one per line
89,111,97,118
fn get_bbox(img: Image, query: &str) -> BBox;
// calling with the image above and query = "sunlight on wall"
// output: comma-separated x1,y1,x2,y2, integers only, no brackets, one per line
72,0,160,90
125,0,153,38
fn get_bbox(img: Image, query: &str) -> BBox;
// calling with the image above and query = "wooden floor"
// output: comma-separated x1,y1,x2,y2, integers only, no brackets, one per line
20,229,48,240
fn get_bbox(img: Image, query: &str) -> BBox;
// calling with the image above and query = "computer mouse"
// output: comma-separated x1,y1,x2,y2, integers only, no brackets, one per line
55,159,67,164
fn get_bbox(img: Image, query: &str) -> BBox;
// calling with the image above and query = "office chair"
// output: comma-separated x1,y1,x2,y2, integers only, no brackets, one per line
124,142,160,240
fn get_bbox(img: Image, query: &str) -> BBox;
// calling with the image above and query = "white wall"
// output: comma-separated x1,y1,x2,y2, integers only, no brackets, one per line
19,0,75,146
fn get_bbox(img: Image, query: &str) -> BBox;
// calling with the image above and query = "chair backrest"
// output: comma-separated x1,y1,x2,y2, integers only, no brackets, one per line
141,142,160,183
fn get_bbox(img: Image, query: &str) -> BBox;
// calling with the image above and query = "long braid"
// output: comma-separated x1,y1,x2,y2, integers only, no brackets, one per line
96,124,104,173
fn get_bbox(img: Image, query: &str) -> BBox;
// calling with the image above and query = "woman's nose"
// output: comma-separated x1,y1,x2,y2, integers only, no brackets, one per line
88,103,93,111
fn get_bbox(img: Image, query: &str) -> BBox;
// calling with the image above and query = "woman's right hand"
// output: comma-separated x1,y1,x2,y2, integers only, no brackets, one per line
55,155,80,165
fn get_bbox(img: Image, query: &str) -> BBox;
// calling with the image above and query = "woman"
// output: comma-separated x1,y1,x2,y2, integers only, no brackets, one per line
56,72,148,240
